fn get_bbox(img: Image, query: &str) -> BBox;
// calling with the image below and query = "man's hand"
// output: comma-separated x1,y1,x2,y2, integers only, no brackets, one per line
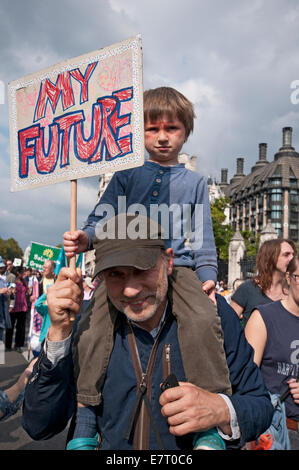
159,382,231,437
202,280,216,304
63,230,89,258
288,378,299,405
47,267,83,341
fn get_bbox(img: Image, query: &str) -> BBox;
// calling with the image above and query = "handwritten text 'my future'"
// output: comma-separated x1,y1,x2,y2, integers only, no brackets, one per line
18,62,133,179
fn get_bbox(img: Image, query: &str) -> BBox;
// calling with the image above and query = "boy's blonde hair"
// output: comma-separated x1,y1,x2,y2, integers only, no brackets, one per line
143,87,195,139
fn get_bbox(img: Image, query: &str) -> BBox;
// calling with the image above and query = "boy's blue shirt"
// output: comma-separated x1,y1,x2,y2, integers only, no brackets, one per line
82,160,217,283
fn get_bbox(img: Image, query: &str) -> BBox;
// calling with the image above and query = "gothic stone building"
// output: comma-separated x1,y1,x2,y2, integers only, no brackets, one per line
220,127,299,242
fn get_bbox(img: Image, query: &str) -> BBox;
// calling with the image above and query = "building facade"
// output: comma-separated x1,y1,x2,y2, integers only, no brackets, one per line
220,127,299,242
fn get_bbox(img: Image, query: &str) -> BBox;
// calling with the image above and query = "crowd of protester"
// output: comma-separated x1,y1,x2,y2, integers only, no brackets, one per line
0,255,95,422
0,257,95,354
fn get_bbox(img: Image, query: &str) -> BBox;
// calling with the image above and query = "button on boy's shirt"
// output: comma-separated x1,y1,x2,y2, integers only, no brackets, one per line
83,160,217,283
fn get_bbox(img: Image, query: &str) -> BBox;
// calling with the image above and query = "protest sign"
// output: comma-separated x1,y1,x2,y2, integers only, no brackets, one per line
8,35,144,192
9,35,144,285
13,258,22,267
27,242,61,271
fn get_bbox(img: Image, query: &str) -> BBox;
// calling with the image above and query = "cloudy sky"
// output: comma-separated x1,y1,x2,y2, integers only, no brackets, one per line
1,0,299,252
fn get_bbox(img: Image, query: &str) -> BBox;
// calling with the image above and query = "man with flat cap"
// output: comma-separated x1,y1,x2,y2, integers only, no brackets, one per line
22,215,273,450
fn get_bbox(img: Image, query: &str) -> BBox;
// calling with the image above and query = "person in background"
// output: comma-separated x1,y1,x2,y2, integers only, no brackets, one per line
0,257,7,284
28,271,43,358
34,293,51,346
0,358,37,421
28,263,55,357
5,267,28,352
5,260,16,285
81,276,95,314
245,254,299,449
0,257,10,343
217,281,225,293
83,276,95,301
218,282,231,303
232,279,244,294
40,260,56,297
24,267,33,317
230,238,296,325
7,283,16,313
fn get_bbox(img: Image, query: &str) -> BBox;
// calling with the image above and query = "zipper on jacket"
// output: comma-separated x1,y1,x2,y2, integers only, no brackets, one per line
138,373,147,449
28,348,45,384
163,343,171,380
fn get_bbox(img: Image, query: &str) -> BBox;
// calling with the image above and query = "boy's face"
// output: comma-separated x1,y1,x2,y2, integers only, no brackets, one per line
144,116,186,166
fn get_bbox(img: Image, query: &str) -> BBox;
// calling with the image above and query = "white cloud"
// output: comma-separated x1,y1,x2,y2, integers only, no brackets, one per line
108,0,137,18
176,78,222,109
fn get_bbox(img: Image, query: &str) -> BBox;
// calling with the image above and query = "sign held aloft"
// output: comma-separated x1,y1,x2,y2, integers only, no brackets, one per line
27,242,61,271
8,36,144,192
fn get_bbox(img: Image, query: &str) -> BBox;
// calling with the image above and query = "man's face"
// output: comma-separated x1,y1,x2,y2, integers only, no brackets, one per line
276,242,295,274
43,261,53,278
144,116,186,166
102,252,173,331
6,260,13,272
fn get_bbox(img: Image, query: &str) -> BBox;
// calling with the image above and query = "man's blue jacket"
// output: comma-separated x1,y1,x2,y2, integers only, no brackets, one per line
22,295,273,449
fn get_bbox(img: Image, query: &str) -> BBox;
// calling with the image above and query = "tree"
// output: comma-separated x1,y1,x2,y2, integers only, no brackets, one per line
240,229,260,257
0,237,23,261
210,197,233,261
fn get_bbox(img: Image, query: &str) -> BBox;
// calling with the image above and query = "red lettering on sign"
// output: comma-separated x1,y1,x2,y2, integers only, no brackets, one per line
54,112,83,167
35,123,59,173
18,125,40,178
18,86,134,177
34,72,75,122
74,104,102,161
89,97,121,162
70,62,97,104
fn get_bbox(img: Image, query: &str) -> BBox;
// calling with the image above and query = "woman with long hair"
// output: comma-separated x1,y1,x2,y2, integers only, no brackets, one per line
230,238,295,325
245,254,299,449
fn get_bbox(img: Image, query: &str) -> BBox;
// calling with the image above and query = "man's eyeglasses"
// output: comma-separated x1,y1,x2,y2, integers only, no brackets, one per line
291,274,299,284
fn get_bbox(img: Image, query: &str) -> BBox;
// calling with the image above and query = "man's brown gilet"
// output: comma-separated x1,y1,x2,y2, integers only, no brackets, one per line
72,266,232,406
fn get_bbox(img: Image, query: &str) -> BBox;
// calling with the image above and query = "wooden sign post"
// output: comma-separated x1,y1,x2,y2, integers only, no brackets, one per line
69,179,77,321
70,179,77,271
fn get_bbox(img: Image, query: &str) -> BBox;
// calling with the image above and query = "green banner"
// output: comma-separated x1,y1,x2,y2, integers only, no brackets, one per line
27,242,61,271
